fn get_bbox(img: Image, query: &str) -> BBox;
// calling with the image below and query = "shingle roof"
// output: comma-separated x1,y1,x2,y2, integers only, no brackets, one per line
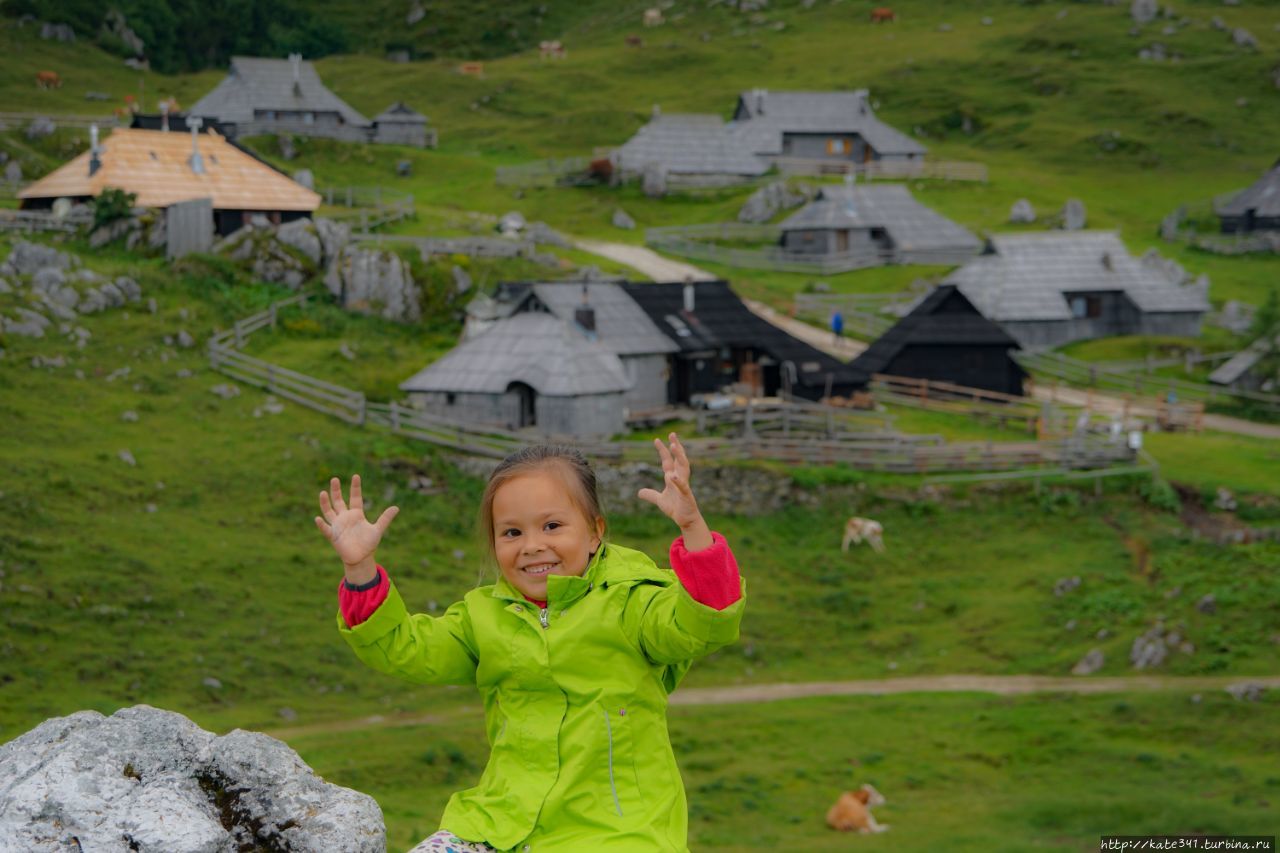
733,89,927,157
1217,157,1280,219
529,282,679,355
399,312,630,396
373,102,427,125
945,232,1210,322
780,183,980,252
19,127,321,211
620,280,868,389
851,285,1022,376
190,56,369,126
614,114,770,176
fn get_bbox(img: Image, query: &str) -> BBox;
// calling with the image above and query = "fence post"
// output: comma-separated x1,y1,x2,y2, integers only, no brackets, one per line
744,404,754,437
356,394,367,426
345,187,352,207
326,187,333,206
234,322,244,349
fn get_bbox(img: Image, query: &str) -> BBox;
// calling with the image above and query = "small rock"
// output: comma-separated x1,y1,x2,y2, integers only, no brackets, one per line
1214,487,1237,511
145,503,157,513
1196,594,1216,614
980,16,993,25
1232,27,1257,48
202,676,223,690
1064,619,1078,631
396,160,412,177
1096,628,1110,640
1071,649,1104,676
338,341,358,361
612,208,636,230
147,297,157,314
1009,198,1036,224
210,383,241,399
176,330,195,349
1053,576,1081,596
121,410,139,422
278,707,298,722
1061,198,1087,231
1225,682,1264,702
118,449,137,467
452,549,466,561
291,168,314,190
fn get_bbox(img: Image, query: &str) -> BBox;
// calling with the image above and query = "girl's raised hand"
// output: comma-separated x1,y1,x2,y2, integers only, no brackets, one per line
637,433,712,549
314,474,399,578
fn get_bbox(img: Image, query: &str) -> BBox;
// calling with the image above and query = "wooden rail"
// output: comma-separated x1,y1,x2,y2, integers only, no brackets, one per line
205,298,1149,475
1016,351,1280,415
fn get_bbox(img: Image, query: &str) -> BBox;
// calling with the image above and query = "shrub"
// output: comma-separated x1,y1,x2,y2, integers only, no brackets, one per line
92,186,137,231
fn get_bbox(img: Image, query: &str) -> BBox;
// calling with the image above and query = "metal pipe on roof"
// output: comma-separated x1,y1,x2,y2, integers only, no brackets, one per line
88,124,102,177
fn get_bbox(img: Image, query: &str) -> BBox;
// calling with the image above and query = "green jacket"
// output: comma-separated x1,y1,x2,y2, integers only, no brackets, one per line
338,542,746,852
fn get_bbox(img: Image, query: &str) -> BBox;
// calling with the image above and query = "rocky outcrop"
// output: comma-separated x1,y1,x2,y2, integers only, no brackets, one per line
88,209,167,253
214,219,334,289
325,247,421,322
737,180,812,224
0,705,384,853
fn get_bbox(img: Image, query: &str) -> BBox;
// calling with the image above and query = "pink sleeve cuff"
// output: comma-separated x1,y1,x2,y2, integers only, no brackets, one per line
338,566,389,628
669,531,742,611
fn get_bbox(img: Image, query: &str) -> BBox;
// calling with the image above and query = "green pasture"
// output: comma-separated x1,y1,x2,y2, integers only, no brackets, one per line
286,689,1280,852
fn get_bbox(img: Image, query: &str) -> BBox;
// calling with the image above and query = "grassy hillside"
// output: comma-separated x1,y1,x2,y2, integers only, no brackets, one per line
2,3,1278,847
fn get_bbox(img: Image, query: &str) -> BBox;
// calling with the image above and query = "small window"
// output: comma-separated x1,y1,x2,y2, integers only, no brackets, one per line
1069,296,1103,319
827,138,848,155
303,112,315,125
446,392,456,405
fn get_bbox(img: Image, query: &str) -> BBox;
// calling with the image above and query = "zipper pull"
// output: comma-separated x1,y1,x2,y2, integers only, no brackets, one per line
538,606,549,629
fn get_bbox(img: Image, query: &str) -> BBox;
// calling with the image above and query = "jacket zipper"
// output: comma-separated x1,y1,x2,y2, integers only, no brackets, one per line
538,606,549,629
603,710,623,817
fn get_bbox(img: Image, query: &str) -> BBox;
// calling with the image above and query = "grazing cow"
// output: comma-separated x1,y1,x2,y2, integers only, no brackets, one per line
588,158,614,182
35,70,62,89
826,785,890,833
643,8,664,27
539,40,567,60
624,34,644,47
457,62,485,78
870,7,896,23
842,517,885,553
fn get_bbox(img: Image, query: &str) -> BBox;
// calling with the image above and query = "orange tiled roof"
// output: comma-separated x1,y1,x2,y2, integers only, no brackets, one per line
19,127,320,212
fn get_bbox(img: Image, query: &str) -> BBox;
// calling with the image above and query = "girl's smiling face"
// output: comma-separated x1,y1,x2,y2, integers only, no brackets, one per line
491,470,604,602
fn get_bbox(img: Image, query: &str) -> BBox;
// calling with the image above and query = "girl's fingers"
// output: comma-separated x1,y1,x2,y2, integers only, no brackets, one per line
636,487,664,508
318,490,335,520
313,516,331,540
329,477,347,513
349,473,363,510
374,505,399,535
668,469,692,496
652,436,674,472
669,432,691,477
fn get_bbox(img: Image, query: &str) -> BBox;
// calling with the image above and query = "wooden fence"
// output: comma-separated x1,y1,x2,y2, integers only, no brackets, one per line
495,156,593,188
317,186,415,232
646,222,976,274
1016,351,1280,415
0,208,90,234
205,298,1150,475
771,157,988,182
0,112,120,130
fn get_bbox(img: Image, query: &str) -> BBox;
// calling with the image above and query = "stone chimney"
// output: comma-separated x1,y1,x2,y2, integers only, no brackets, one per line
574,284,597,336
187,116,205,175
753,88,767,115
159,100,169,132
682,276,695,313
88,124,102,177
290,53,303,97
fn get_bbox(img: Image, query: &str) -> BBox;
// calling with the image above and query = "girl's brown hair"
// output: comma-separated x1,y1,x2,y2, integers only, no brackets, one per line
478,445,607,566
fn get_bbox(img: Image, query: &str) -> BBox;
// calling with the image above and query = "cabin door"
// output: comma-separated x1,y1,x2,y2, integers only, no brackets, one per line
835,230,850,253
508,382,536,428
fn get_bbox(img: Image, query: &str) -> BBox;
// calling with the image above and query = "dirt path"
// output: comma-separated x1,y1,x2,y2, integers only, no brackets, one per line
1030,385,1280,439
740,298,866,361
264,674,1279,740
572,239,716,283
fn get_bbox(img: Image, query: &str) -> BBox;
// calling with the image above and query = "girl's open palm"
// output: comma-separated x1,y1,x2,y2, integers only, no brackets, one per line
314,474,399,568
637,433,703,530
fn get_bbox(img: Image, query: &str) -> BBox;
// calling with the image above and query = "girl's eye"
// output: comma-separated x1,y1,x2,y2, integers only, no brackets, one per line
502,528,520,538
545,522,561,531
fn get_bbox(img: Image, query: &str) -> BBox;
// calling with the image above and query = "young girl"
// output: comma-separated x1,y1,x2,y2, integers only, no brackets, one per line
314,435,745,852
